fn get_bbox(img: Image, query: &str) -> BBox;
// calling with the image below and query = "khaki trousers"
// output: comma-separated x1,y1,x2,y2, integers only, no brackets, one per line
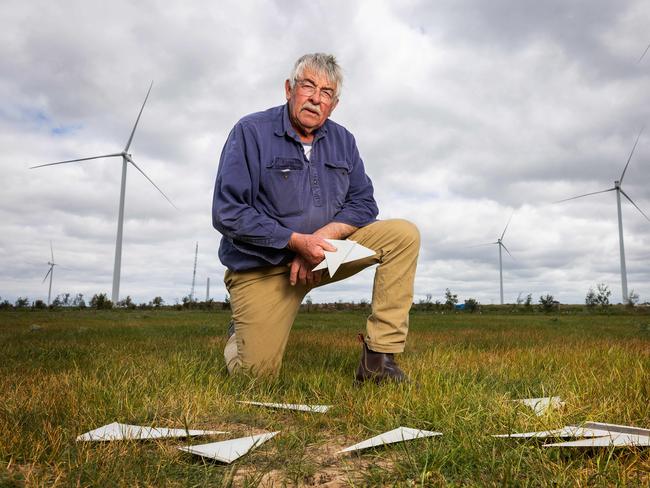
223,219,420,377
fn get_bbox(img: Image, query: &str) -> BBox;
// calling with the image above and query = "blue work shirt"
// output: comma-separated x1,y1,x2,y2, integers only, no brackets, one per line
212,104,378,271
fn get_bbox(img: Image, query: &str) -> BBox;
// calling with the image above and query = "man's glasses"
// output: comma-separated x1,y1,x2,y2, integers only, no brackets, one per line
295,79,336,104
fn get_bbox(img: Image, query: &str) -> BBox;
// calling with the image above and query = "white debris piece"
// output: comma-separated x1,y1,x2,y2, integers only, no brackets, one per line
312,239,375,277
515,396,565,416
339,427,442,453
178,431,279,463
76,422,225,442
495,421,650,448
493,426,611,439
545,422,650,448
237,401,330,413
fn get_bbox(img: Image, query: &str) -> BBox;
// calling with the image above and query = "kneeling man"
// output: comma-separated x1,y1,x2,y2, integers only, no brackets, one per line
212,53,419,383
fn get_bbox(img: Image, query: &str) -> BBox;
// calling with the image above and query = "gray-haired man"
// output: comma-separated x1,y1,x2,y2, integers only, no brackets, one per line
212,53,419,382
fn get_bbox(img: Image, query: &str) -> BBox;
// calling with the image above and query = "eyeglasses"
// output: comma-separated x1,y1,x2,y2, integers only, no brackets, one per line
294,79,336,104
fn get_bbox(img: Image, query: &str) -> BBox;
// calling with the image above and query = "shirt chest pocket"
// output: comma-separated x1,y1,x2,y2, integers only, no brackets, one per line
262,157,308,217
324,161,350,207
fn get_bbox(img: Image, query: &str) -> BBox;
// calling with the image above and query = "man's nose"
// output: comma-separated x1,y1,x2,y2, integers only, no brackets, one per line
309,89,322,104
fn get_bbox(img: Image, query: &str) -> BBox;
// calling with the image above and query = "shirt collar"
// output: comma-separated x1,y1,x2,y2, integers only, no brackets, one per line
275,103,328,142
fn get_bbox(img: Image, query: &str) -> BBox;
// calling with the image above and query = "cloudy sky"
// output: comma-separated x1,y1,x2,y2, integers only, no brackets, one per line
1,0,649,306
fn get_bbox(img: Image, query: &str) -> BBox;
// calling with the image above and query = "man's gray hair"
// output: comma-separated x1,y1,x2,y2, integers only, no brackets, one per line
289,53,343,98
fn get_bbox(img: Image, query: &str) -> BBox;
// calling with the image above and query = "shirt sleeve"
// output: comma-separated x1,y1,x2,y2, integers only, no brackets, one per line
212,122,294,249
331,137,379,227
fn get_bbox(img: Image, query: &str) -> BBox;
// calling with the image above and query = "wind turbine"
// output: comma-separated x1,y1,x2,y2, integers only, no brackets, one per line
556,130,649,302
30,82,176,304
469,214,514,305
42,241,57,306
494,216,514,305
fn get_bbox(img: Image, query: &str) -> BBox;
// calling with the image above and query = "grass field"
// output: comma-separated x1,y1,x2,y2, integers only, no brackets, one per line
1,309,649,487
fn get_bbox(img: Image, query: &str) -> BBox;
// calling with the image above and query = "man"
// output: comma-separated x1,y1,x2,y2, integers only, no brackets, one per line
212,53,419,383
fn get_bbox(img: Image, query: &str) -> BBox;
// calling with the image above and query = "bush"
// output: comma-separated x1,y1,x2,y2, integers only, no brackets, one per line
538,294,557,312
464,298,480,313
444,288,458,310
14,297,30,308
90,293,113,310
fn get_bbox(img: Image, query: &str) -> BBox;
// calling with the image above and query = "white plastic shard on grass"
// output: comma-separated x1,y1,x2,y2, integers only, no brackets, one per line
515,396,565,416
312,239,375,277
178,431,279,463
237,401,331,413
76,422,225,442
493,425,611,439
339,427,442,453
544,422,650,448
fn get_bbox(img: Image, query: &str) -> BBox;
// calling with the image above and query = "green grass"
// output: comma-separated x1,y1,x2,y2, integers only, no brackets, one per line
0,309,649,486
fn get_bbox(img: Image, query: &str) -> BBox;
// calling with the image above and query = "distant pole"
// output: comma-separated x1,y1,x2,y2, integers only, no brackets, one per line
112,156,128,304
498,241,504,305
190,242,198,301
615,182,628,302
206,277,210,302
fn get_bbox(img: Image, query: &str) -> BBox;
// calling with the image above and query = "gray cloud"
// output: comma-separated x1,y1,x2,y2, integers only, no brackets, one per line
0,0,648,306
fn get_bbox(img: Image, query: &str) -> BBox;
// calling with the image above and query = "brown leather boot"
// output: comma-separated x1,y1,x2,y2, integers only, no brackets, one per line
354,334,408,384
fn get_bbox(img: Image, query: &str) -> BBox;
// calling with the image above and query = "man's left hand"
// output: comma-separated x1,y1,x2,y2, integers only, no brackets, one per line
289,255,325,287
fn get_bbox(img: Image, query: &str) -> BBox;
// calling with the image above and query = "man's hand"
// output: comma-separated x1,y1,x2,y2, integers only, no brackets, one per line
287,233,337,286
289,255,325,287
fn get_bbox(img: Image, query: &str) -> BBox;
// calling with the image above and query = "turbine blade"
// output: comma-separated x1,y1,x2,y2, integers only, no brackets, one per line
619,128,644,184
124,81,153,152
500,242,514,260
639,42,650,63
554,188,615,203
30,153,123,169
620,189,650,223
50,240,54,262
125,156,177,209
42,267,52,283
500,212,514,240
464,242,498,249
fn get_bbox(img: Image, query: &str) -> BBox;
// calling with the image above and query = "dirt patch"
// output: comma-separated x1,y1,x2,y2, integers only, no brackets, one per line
232,434,394,487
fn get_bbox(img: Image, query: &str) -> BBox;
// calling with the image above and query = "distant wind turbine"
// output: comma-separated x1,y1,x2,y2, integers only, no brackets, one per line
30,82,176,304
42,241,57,306
470,214,514,305
556,129,649,302
639,42,650,63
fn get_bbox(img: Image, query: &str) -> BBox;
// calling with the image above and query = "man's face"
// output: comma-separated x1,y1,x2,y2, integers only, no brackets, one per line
285,68,338,139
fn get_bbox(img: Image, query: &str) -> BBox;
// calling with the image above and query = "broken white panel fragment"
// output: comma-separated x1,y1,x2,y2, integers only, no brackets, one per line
237,401,330,413
493,426,611,439
515,397,565,416
76,422,225,442
312,239,375,277
178,431,279,463
339,427,442,453
545,422,650,448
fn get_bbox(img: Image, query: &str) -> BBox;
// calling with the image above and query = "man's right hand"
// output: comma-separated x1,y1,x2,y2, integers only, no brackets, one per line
287,233,337,286
287,233,337,267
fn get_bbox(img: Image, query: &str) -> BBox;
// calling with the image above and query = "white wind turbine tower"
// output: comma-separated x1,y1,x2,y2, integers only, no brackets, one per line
494,216,514,305
42,241,57,306
470,214,514,305
557,130,649,302
30,82,176,304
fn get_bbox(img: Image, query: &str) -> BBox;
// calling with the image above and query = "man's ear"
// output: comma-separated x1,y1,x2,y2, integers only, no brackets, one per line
285,79,292,101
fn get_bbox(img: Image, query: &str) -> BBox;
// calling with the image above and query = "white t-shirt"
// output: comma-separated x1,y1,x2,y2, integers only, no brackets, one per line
302,143,312,161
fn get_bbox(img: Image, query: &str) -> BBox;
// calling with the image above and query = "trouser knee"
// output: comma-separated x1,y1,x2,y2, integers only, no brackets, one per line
388,219,420,249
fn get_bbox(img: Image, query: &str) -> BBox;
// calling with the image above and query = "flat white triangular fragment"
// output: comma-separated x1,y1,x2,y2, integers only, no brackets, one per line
545,433,650,447
493,426,611,439
312,239,375,277
76,422,225,442
237,401,330,413
515,397,565,416
178,431,279,463
339,427,442,453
